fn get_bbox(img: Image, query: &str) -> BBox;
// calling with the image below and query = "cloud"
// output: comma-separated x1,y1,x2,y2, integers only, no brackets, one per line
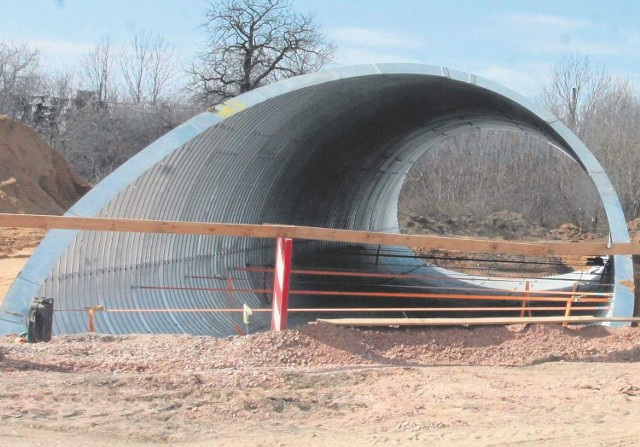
497,12,590,45
27,38,94,57
328,27,426,66
332,47,421,66
474,63,553,97
492,12,627,57
6,37,94,72
330,27,426,50
505,13,589,31
526,40,625,56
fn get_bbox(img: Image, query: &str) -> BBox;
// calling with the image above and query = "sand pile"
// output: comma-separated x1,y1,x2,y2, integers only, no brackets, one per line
0,116,90,215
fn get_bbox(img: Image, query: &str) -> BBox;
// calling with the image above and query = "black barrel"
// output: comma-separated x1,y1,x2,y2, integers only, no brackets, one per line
27,297,54,343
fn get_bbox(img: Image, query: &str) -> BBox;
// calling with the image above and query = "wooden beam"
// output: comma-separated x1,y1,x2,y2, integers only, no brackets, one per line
317,316,640,327
0,212,633,256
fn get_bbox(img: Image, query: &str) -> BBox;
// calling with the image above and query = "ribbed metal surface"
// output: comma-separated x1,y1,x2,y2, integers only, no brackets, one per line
0,64,633,336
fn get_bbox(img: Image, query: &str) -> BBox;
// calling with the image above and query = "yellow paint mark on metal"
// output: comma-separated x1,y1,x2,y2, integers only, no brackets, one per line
214,98,247,117
619,279,635,291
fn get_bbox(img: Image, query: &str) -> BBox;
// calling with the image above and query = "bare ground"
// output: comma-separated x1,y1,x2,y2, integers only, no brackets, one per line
0,227,43,305
0,253,30,305
1,325,640,446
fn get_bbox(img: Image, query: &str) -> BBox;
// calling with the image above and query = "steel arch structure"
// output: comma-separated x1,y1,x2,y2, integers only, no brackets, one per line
0,64,633,336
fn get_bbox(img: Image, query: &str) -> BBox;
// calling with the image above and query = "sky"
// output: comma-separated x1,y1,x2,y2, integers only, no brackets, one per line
1,0,639,98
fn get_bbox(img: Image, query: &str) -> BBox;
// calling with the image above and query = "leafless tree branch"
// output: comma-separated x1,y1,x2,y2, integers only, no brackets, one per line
188,0,334,105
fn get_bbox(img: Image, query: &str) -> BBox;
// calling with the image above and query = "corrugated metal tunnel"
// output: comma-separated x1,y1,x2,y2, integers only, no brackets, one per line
0,64,634,336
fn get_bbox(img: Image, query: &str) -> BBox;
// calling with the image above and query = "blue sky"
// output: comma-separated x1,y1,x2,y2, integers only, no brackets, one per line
1,0,638,97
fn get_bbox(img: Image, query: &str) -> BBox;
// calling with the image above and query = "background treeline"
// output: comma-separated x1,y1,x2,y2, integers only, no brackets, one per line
400,56,640,232
0,1,334,183
0,32,640,231
0,38,200,181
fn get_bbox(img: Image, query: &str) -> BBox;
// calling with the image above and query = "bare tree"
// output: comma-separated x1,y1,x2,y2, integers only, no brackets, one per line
189,0,334,105
399,129,605,235
539,55,640,220
541,55,611,137
147,34,178,104
47,69,76,99
583,79,640,218
120,32,179,105
0,39,194,183
81,36,115,104
120,33,150,104
0,40,45,117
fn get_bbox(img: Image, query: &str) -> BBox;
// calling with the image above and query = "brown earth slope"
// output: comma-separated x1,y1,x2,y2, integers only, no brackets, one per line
0,116,90,215
0,116,91,302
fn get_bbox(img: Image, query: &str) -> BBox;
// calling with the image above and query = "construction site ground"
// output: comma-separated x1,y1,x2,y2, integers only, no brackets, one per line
2,324,640,446
3,225,640,446
2,225,640,446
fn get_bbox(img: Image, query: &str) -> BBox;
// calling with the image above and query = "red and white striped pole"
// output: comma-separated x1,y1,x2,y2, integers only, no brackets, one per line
271,237,293,331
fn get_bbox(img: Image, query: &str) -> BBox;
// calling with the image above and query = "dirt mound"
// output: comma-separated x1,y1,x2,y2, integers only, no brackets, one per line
2,324,639,372
0,117,90,215
403,212,608,276
402,211,608,244
483,210,530,234
546,222,600,241
0,227,45,257
2,327,640,446
403,211,548,240
628,218,640,242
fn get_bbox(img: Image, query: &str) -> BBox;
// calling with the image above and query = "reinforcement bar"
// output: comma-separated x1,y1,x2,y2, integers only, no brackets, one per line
230,268,612,296
132,285,609,303
54,306,609,313
0,213,637,256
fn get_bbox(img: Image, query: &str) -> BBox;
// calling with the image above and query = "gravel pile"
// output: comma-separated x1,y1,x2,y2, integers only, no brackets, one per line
2,323,640,374
1,324,640,444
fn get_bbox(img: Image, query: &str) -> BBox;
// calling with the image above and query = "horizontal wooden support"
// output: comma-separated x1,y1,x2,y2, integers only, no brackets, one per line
317,316,640,327
0,212,633,256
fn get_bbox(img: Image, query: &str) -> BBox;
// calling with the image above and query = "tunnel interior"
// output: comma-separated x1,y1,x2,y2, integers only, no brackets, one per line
0,66,632,336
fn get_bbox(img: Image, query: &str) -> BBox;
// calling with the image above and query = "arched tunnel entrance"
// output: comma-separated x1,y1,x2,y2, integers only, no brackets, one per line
0,64,634,336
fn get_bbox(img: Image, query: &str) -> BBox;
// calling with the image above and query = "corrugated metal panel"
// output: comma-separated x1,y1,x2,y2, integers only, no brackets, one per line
0,65,632,335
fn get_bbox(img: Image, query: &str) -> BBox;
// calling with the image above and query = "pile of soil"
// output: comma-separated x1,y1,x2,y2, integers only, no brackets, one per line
547,222,601,241
2,324,639,371
403,211,606,276
628,218,640,242
0,116,90,215
402,211,604,242
402,211,544,240
410,213,604,244
0,116,91,259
